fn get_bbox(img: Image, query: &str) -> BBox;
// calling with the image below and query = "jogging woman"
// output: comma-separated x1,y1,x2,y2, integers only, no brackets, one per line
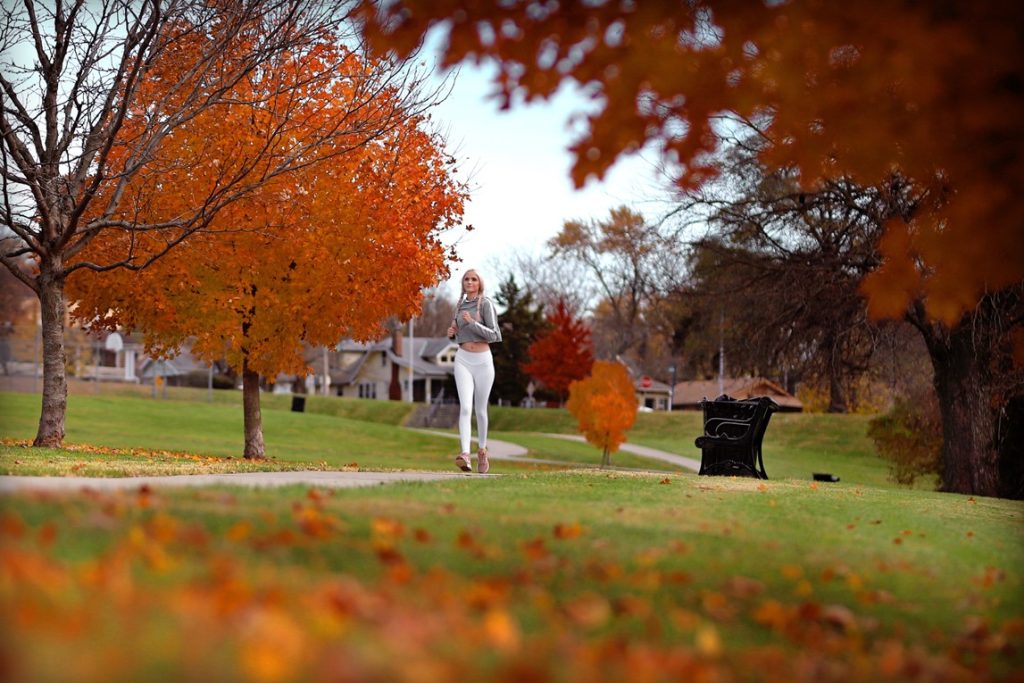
446,269,502,473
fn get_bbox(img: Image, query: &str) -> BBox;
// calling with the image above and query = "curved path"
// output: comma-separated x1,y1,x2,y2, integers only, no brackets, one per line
0,470,474,493
416,430,568,467
416,429,700,472
0,432,698,494
542,434,701,472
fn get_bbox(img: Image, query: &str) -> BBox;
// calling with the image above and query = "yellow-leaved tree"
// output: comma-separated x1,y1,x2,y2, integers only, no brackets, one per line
567,361,638,468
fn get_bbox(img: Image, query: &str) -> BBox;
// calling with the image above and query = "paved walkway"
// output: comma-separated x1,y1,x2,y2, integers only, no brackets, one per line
0,430,698,494
417,430,577,467
0,470,475,493
418,429,700,472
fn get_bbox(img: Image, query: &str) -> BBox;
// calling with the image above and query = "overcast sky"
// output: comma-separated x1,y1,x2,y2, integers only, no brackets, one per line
426,56,672,289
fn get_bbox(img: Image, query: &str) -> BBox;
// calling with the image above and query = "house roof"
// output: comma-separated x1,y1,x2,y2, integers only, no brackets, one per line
672,377,803,410
420,337,454,358
330,353,370,385
634,378,672,394
387,337,456,379
328,336,458,384
336,339,390,353
137,344,209,378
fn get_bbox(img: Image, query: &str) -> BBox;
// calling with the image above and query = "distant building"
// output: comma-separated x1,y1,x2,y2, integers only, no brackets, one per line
634,376,672,411
671,377,803,412
326,331,458,402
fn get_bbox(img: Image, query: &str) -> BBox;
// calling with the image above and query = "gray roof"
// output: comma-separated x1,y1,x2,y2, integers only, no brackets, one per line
420,337,454,358
336,339,390,352
330,353,370,384
137,345,209,378
388,337,455,379
326,336,458,384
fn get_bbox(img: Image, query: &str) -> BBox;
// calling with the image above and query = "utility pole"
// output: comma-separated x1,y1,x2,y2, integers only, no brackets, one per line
718,311,725,397
322,346,330,396
407,317,415,402
668,365,676,412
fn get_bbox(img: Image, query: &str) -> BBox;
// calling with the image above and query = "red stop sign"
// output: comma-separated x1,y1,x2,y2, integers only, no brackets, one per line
640,375,652,389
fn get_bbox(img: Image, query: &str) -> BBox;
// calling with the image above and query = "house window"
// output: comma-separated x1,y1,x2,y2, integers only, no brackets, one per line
358,382,377,399
381,352,387,367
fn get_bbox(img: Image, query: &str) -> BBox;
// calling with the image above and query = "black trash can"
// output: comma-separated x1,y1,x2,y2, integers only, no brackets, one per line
291,395,306,413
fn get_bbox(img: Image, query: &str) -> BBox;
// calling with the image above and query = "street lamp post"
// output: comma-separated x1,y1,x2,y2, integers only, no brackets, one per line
407,316,415,402
668,365,676,412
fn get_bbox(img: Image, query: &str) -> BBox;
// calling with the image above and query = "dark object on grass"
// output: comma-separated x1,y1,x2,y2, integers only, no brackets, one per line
291,395,306,413
694,395,778,479
813,473,840,482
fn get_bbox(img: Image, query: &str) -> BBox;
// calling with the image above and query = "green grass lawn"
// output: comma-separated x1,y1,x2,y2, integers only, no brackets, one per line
1,472,1020,682
490,404,921,490
0,391,461,473
2,389,1020,681
2,390,925,488
0,392,682,474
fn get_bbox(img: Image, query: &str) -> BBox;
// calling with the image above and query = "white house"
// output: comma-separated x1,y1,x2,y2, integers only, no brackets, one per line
331,332,459,403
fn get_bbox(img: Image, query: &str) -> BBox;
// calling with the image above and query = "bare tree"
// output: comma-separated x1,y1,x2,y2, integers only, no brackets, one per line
549,206,685,359
677,143,1024,497
0,0,444,446
413,285,456,337
497,248,594,317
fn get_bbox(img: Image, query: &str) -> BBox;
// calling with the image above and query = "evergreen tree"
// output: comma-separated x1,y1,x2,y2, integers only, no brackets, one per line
492,275,549,405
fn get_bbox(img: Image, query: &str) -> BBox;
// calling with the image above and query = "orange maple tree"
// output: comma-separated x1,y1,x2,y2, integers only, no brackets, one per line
69,42,466,458
356,1,1023,325
0,1,446,448
567,361,638,468
523,299,594,404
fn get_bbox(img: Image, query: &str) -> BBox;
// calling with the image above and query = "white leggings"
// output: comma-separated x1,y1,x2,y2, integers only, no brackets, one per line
453,349,495,454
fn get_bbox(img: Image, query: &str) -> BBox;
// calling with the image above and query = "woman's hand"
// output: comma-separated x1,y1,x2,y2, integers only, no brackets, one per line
447,324,457,339
461,311,473,323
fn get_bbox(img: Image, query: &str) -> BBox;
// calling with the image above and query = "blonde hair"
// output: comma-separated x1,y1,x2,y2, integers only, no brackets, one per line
457,269,485,321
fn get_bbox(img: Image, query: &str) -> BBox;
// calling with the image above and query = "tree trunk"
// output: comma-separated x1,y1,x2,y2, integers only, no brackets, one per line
915,307,1001,497
34,260,67,447
827,369,847,414
929,323,999,496
601,446,610,468
242,361,266,459
824,334,848,413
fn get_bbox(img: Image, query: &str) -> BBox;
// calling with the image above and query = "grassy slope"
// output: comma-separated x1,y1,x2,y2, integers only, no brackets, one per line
0,392,684,474
491,404,919,490
2,389,1020,680
0,391,456,472
2,472,1021,681
3,389,920,488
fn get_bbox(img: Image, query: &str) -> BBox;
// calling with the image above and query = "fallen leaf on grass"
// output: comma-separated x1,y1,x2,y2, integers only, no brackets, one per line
971,566,1006,589
695,624,723,656
724,576,765,599
520,536,549,562
238,607,307,683
553,522,583,540
564,593,611,628
483,608,521,652
1,512,26,538
700,591,736,621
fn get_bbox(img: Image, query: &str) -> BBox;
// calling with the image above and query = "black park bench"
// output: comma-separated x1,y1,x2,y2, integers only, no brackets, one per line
694,395,778,479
